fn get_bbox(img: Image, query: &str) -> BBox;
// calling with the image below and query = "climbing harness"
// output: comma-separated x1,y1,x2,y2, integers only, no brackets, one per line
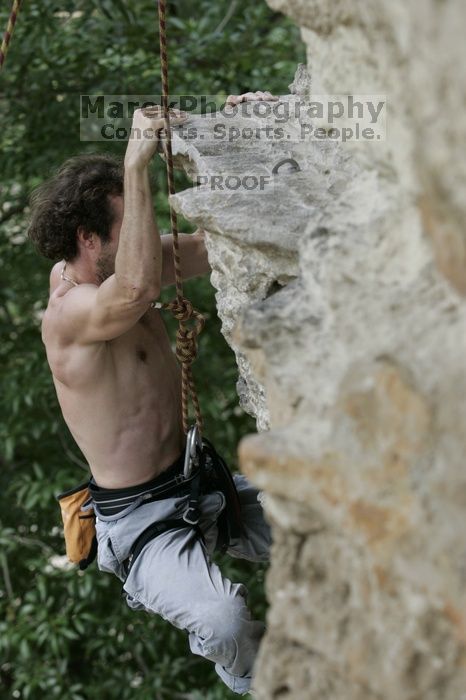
121,436,244,579
0,0,21,70
70,435,245,575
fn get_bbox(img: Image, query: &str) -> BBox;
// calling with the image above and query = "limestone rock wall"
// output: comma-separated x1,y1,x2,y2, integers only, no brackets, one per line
168,2,466,697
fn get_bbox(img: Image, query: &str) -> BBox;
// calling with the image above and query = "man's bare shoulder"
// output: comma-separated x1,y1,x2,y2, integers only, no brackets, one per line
42,263,98,344
42,266,110,387
44,262,155,346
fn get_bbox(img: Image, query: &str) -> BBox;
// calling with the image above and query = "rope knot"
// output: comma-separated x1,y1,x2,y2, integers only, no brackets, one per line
175,328,198,366
162,297,206,369
162,298,205,334
171,297,194,321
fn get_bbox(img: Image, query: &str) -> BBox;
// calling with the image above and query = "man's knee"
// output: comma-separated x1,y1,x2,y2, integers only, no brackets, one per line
201,598,263,666
206,597,248,638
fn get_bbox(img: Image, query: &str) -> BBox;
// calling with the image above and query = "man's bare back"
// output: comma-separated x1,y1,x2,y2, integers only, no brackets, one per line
42,261,185,489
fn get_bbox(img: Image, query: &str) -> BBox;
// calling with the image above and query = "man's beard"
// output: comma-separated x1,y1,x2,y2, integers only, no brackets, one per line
96,248,115,284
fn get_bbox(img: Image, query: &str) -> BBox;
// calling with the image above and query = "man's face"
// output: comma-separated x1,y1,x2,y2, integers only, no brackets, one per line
95,195,124,284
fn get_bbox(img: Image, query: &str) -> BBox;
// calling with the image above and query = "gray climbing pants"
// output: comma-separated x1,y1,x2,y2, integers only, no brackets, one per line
93,473,271,695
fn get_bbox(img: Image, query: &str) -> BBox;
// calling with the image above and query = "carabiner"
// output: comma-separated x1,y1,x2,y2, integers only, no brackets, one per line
183,424,203,479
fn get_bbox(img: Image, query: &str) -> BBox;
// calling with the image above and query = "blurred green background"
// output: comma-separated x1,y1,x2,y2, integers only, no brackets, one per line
0,2,304,698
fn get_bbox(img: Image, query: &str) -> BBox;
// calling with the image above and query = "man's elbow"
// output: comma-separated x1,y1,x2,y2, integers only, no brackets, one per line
135,290,159,306
134,282,160,303
115,275,160,303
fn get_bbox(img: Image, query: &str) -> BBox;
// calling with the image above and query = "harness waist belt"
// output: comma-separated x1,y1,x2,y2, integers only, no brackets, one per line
89,452,197,516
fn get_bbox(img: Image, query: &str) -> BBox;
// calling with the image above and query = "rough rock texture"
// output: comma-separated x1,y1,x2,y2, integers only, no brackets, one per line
167,2,466,697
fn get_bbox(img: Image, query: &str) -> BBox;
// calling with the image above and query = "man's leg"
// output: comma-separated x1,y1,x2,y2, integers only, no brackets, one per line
226,473,272,563
122,523,264,696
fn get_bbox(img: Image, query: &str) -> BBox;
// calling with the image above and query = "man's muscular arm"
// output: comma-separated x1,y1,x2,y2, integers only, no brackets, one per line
161,230,211,287
52,108,187,345
116,163,161,298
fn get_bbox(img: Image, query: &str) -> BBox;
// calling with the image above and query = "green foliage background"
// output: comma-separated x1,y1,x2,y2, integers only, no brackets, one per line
0,2,304,698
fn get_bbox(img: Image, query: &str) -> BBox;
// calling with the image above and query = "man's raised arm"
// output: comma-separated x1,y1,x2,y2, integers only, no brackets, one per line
53,108,188,345
116,108,179,299
161,230,211,287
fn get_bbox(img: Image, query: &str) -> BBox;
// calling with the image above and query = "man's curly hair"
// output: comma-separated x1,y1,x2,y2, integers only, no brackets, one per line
28,154,124,261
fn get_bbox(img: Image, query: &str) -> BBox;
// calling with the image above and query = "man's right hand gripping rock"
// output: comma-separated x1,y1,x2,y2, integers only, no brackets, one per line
124,107,188,170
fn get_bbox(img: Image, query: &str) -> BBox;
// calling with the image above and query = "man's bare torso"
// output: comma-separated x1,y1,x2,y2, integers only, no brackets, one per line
42,262,185,488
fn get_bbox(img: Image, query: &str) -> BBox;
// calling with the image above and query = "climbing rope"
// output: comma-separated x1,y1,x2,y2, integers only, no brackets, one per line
156,0,205,436
0,0,21,70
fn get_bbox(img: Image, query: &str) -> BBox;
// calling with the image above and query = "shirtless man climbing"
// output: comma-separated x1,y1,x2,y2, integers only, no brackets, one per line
29,91,276,696
38,107,205,490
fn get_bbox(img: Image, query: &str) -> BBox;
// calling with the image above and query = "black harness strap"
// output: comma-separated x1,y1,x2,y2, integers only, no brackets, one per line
123,519,204,580
183,467,202,525
214,508,230,554
201,438,245,542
